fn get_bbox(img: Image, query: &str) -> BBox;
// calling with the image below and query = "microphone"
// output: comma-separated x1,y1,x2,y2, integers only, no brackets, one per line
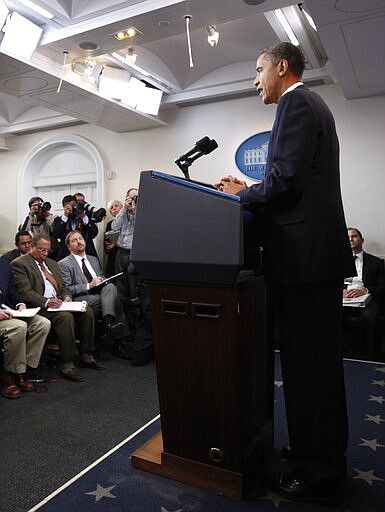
175,136,218,179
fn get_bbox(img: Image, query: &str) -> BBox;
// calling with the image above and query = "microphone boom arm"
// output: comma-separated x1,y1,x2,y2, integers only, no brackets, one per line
174,136,218,180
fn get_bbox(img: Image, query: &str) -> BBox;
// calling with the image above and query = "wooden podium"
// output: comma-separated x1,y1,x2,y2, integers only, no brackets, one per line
131,172,273,499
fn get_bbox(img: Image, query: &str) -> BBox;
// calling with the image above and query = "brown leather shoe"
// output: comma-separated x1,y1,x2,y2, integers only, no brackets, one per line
1,374,21,399
14,373,36,392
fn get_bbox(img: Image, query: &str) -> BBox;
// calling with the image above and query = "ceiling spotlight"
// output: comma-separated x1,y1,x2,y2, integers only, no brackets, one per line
113,27,140,40
206,25,219,47
18,0,54,20
127,47,137,65
274,9,299,46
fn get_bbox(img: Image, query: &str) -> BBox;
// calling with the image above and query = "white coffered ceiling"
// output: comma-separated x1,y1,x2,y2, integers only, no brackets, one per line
0,0,384,136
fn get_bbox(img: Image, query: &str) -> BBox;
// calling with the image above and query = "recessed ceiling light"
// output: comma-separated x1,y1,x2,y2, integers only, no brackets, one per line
158,20,170,28
78,41,99,51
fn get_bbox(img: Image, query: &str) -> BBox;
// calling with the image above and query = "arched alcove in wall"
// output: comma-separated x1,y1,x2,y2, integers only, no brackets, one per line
18,134,105,256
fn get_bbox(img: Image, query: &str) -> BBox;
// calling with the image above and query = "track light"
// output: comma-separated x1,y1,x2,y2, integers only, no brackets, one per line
127,47,137,65
18,0,54,20
113,27,140,41
206,25,219,47
274,9,299,46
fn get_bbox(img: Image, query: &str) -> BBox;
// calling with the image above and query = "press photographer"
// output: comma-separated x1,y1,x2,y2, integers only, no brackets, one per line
72,200,106,223
19,196,57,258
53,194,99,261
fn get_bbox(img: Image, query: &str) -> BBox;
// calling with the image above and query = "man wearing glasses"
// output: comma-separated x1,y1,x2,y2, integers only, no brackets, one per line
11,234,101,382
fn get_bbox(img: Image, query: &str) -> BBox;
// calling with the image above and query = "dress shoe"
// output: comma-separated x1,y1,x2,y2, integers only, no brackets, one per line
14,373,35,392
1,374,21,399
275,470,345,508
60,367,84,382
79,354,105,371
105,321,125,340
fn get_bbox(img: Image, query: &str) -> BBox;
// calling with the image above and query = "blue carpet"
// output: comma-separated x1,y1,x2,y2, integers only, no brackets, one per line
30,356,385,511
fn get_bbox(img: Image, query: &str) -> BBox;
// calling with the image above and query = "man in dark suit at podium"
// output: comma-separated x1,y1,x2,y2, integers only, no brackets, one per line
216,42,355,507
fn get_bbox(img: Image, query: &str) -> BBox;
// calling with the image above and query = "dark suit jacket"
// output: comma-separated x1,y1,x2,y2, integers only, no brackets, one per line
58,253,103,297
363,252,385,307
53,216,98,261
238,85,355,286
0,259,24,308
1,249,22,264
11,253,71,308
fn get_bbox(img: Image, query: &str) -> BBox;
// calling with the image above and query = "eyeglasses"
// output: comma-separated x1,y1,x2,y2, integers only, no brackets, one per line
34,247,50,253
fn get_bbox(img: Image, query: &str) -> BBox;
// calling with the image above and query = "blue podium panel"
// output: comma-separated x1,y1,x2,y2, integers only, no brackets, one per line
132,171,244,284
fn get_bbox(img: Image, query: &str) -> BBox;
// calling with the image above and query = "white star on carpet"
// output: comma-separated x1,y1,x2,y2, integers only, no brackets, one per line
274,380,283,387
85,483,116,502
375,366,385,373
372,379,385,387
353,468,384,486
365,414,385,425
161,507,183,512
260,490,292,508
369,395,385,404
359,438,385,451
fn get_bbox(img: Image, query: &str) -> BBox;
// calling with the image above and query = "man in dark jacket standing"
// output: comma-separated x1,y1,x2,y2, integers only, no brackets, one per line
216,42,355,506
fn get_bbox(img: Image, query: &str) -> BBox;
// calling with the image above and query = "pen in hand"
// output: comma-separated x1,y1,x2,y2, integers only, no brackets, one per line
47,296,63,309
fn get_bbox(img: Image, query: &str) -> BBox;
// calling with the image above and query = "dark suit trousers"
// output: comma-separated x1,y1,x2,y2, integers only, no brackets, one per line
39,307,95,362
269,279,348,481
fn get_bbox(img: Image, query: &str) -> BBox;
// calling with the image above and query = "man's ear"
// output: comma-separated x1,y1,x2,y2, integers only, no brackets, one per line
278,58,289,76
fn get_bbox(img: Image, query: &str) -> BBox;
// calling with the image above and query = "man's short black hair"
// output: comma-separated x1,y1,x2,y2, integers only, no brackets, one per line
15,230,32,244
261,42,305,78
62,194,76,206
28,196,43,208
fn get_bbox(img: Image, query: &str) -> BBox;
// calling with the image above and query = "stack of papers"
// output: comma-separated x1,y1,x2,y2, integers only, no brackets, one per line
343,293,371,308
48,301,88,312
3,307,41,317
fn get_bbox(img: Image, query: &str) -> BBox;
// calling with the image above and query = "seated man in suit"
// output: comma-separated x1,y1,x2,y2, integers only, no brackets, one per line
11,234,102,382
58,231,124,340
1,231,32,264
343,227,385,359
0,258,50,398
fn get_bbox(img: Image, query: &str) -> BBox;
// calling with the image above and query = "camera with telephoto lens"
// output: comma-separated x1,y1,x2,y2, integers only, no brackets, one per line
72,200,106,223
38,201,51,213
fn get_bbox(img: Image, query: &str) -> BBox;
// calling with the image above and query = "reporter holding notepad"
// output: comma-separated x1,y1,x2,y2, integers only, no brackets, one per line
11,234,102,382
58,231,125,342
0,258,50,398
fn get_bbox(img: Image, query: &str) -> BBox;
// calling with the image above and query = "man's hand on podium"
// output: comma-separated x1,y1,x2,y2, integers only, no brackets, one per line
214,175,247,194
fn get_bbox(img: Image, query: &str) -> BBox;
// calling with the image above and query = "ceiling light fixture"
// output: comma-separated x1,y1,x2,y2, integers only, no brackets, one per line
0,11,43,59
56,50,68,93
0,0,9,30
113,27,140,40
127,47,137,65
206,25,219,47
18,0,54,20
184,15,194,68
298,4,317,31
274,9,299,46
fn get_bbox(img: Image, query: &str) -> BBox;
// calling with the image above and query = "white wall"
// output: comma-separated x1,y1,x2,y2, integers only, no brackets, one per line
1,83,385,256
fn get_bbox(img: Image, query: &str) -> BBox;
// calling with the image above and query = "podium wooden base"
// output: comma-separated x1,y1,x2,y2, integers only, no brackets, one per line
131,277,273,501
131,431,245,500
